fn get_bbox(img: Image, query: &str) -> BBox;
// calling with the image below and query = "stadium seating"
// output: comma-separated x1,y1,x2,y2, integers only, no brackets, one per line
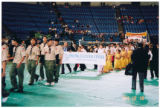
2,3,158,42
140,6,158,36
58,6,119,41
120,5,147,33
2,2,57,39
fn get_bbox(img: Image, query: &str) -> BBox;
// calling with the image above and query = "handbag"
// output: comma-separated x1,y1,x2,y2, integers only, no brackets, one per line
125,63,133,75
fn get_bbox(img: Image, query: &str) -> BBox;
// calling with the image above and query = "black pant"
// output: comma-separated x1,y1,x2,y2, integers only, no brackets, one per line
150,61,159,78
73,64,79,72
94,65,97,70
74,64,86,71
80,64,86,71
61,64,72,74
2,69,6,89
2,69,9,98
40,62,45,79
144,65,148,79
112,56,114,67
132,71,144,92
39,55,45,79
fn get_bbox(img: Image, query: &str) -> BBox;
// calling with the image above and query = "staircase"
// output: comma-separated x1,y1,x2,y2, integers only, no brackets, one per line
115,7,124,33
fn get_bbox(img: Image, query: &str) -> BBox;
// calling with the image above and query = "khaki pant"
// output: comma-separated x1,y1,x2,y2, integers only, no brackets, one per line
44,60,56,83
55,63,61,81
27,60,38,84
9,63,25,89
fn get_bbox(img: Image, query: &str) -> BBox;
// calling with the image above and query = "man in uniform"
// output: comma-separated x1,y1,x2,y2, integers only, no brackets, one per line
9,39,26,93
54,38,64,83
2,37,10,98
26,38,40,85
2,37,9,90
43,39,56,85
39,36,48,80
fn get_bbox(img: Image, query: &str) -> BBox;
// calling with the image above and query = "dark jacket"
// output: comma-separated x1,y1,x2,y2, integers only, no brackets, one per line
71,46,77,52
131,48,146,72
152,46,158,64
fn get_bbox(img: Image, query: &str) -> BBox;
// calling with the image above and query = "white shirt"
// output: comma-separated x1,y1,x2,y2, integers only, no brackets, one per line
55,45,64,59
43,45,56,60
131,46,135,50
81,48,87,52
116,47,121,51
26,45,40,60
40,42,47,55
13,45,26,63
94,48,98,53
110,47,116,55
98,48,105,53
2,44,8,62
148,50,153,61
105,46,109,54
125,47,129,52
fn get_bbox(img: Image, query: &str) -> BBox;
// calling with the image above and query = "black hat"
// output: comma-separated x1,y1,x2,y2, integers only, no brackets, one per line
12,38,21,44
54,38,59,42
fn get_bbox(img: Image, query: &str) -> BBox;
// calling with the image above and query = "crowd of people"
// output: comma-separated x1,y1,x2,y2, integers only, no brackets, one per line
1,35,159,101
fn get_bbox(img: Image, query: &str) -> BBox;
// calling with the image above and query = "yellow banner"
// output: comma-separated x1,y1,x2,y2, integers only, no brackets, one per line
125,32,147,37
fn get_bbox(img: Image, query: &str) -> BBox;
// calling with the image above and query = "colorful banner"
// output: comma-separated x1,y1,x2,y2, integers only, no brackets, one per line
125,32,147,37
62,52,106,65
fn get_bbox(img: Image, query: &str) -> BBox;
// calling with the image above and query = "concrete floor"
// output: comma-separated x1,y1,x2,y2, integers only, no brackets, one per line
2,63,159,107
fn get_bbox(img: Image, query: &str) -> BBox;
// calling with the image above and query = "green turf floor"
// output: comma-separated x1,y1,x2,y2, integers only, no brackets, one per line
2,63,159,107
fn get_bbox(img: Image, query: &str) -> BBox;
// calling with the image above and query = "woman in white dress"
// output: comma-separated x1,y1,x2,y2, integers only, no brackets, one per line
97,44,105,75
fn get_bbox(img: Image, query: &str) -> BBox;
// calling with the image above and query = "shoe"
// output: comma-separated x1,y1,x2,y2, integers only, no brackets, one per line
140,90,144,92
2,90,10,98
55,79,58,83
45,82,50,86
2,97,9,103
9,88,17,92
132,89,136,93
51,82,55,86
28,83,33,85
131,88,136,90
97,73,102,76
17,89,23,93
39,78,44,81
61,73,65,74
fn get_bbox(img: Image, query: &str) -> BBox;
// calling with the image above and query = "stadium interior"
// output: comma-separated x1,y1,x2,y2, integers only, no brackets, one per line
2,2,158,44
2,2,159,107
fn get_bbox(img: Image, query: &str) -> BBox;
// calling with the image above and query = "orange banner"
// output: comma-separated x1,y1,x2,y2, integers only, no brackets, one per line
125,32,147,37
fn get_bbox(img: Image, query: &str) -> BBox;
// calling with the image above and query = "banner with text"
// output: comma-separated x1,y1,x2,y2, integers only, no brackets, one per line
125,32,147,37
62,52,106,65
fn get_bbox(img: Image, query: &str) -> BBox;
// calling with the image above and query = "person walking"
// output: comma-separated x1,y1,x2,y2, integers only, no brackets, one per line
9,39,26,93
26,38,40,85
43,39,56,86
39,36,48,81
54,38,64,83
131,43,146,92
